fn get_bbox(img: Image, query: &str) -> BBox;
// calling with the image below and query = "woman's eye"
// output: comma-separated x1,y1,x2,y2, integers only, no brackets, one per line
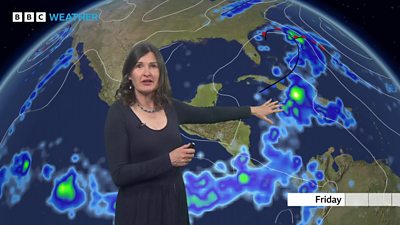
135,64,142,68
151,64,158,68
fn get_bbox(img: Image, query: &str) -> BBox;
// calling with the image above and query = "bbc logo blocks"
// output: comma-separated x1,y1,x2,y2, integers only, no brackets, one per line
13,12,46,22
12,12,23,22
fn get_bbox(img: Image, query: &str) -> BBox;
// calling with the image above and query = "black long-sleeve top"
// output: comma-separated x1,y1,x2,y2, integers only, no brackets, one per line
103,98,251,225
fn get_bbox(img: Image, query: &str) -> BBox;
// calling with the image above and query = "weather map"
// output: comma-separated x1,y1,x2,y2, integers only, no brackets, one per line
1,0,400,225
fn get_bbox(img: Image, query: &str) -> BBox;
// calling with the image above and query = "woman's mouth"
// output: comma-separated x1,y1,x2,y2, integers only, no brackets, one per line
141,79,153,86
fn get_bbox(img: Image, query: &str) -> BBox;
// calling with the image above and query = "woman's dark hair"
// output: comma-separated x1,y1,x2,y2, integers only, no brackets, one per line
115,42,172,108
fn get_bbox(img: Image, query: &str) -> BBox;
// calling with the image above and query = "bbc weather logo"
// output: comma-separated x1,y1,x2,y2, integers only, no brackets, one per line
13,12,46,22
12,12,99,22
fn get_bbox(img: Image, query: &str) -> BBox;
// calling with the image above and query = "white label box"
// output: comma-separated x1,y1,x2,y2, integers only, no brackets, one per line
287,193,345,206
369,193,391,206
392,193,400,207
288,193,400,207
345,193,368,206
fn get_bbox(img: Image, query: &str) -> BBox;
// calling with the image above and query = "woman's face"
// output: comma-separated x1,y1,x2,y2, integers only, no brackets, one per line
129,52,160,96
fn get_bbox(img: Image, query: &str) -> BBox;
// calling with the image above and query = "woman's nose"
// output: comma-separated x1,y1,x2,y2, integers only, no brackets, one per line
143,66,151,75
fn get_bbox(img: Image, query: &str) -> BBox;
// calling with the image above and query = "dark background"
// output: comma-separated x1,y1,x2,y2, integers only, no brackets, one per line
0,0,399,82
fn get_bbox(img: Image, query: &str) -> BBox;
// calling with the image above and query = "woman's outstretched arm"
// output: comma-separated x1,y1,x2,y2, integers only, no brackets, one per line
172,98,282,125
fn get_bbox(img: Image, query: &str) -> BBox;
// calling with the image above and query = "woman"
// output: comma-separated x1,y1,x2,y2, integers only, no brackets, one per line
104,42,282,225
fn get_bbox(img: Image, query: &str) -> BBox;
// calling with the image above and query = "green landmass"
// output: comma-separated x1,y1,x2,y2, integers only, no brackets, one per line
237,74,287,91
187,83,222,106
71,0,275,106
309,147,400,225
180,83,252,159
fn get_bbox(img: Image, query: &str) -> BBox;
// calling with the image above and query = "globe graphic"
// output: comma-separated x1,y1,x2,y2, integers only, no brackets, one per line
1,0,400,224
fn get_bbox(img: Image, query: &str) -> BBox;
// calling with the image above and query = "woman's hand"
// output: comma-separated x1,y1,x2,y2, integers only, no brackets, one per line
169,143,195,167
250,99,283,125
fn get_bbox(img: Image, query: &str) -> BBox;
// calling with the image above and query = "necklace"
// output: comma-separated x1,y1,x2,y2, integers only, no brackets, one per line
136,103,160,113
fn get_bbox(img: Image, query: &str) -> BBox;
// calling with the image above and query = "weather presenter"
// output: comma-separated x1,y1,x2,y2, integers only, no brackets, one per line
104,42,282,225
